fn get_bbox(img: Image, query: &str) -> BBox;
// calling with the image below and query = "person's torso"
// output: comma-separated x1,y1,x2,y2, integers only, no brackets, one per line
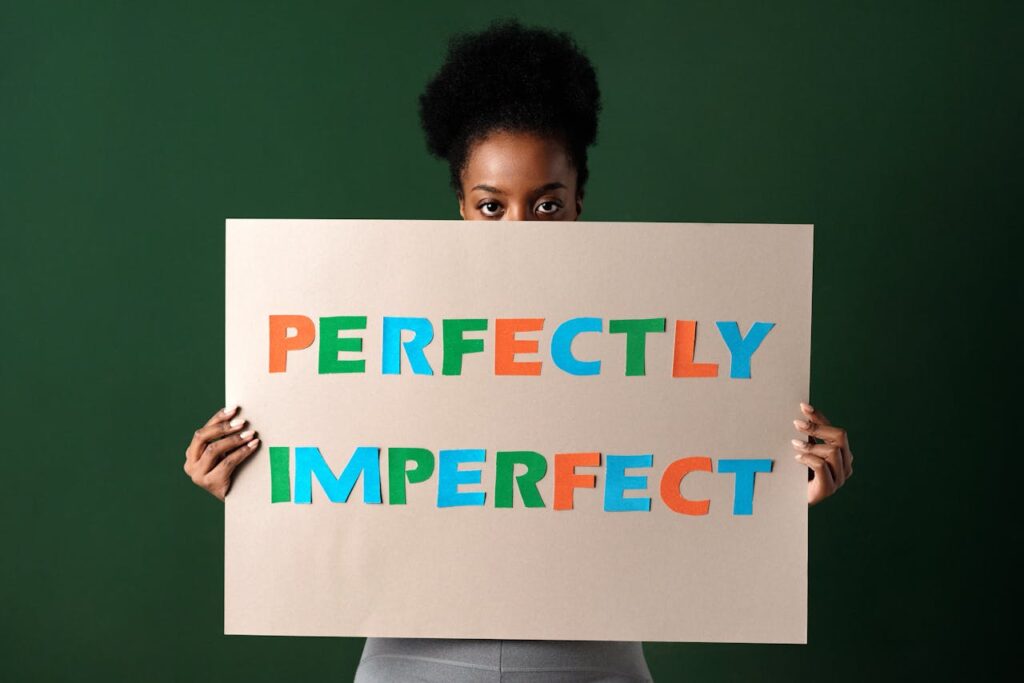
354,637,653,682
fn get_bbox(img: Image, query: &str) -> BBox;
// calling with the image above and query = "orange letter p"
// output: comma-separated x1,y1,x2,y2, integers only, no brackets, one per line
269,315,316,372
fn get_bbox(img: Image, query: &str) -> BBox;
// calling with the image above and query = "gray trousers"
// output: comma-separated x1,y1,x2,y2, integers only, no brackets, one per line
354,638,653,682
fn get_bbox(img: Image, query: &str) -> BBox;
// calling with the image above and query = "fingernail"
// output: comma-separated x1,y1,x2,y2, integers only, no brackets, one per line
223,405,238,416
800,402,814,412
239,430,254,440
248,438,260,448
229,417,245,428
791,439,805,448
793,453,803,459
793,419,809,429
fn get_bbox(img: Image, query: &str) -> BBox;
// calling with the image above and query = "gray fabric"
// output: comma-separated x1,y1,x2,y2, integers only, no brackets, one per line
354,638,653,682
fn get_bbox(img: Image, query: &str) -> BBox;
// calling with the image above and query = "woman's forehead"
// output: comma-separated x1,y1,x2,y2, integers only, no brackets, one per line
463,130,576,192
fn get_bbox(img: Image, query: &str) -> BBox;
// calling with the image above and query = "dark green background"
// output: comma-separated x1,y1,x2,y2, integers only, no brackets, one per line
2,1,1017,680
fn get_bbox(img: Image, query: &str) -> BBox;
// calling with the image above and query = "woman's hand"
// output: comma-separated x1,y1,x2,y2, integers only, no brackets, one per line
183,405,260,501
791,402,854,506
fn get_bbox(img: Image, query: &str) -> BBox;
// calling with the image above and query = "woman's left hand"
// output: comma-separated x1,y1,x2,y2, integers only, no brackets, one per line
791,402,854,506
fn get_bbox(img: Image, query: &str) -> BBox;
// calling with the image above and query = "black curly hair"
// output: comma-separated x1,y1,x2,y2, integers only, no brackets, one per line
418,18,602,199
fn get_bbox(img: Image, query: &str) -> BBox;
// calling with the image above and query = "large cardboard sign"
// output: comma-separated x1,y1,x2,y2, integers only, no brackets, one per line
224,219,812,643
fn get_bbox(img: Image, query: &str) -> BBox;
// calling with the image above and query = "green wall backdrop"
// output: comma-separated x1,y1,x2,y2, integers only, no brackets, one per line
1,1,1017,680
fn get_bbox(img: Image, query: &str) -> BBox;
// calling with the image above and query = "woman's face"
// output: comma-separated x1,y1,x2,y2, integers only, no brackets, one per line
458,129,583,221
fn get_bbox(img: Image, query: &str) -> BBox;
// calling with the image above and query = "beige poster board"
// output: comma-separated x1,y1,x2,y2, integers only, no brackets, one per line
224,219,812,643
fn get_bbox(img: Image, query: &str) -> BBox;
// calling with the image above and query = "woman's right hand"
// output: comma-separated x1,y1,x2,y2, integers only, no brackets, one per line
183,405,260,501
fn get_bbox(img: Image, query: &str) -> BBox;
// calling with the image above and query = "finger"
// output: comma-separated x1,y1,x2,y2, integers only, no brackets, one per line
792,439,844,487
210,438,261,482
794,451,835,505
843,444,854,479
185,405,240,461
197,429,257,472
793,418,846,446
799,402,831,426
205,405,238,427
186,413,248,463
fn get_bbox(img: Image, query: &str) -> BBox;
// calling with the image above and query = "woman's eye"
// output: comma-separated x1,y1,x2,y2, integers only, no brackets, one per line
537,201,561,214
480,201,502,216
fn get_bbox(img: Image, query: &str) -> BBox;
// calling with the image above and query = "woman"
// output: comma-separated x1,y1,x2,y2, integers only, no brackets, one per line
183,18,854,682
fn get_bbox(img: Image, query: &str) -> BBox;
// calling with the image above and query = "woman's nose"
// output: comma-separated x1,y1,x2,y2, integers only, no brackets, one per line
503,204,529,221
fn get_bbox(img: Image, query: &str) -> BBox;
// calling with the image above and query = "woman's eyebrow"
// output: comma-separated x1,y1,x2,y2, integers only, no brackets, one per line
532,182,567,194
470,182,567,194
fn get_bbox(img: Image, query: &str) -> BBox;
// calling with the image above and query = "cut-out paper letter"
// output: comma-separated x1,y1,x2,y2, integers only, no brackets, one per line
319,316,367,374
609,318,666,376
495,450,548,508
269,446,291,503
717,458,773,515
382,317,435,375
494,318,544,376
672,320,719,378
437,449,486,507
554,452,600,510
442,319,488,375
268,315,315,373
604,454,653,512
387,447,436,505
551,317,603,376
659,456,712,515
715,321,776,379
294,446,382,504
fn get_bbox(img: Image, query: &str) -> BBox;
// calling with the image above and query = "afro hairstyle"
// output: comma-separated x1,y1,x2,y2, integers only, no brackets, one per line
418,18,602,199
